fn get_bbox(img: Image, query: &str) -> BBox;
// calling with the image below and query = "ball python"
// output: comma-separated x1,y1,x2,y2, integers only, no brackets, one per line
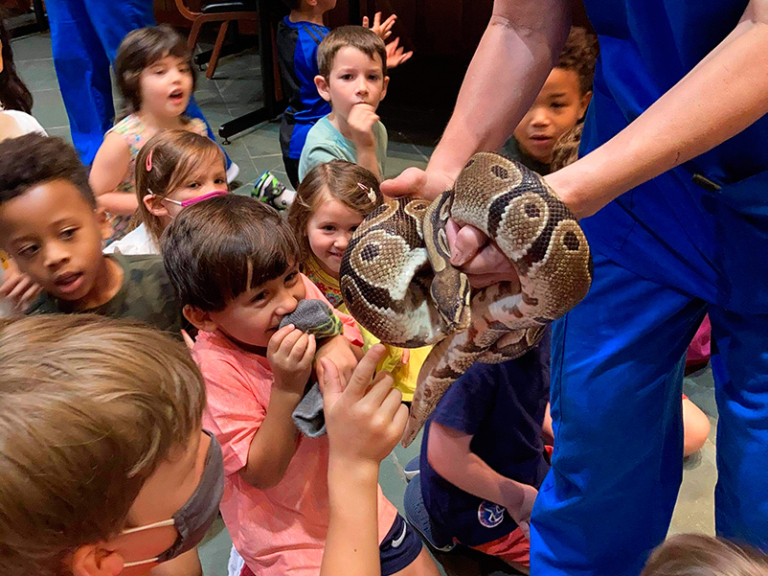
340,152,593,446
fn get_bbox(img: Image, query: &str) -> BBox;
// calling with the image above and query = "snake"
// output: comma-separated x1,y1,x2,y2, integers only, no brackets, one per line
339,152,593,446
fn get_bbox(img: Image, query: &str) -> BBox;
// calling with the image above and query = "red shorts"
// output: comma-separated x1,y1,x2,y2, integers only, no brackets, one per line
469,526,529,567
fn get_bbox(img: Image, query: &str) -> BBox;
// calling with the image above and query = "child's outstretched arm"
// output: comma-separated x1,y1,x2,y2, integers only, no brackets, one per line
89,132,138,216
320,345,408,576
238,325,316,489
427,422,538,538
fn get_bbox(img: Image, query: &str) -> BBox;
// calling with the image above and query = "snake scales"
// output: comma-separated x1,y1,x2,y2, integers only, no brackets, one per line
340,152,593,446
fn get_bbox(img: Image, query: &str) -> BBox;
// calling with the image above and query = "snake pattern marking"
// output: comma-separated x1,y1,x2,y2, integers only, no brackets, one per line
340,152,593,446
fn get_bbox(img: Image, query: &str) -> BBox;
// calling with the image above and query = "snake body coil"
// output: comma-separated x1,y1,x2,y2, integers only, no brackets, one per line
340,152,593,446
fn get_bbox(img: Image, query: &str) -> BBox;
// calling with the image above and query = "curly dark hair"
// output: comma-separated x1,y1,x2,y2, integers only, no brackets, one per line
115,24,197,117
555,27,598,96
0,17,33,113
0,134,95,208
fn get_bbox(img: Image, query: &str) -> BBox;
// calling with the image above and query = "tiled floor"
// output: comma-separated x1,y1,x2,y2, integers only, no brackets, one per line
12,31,718,576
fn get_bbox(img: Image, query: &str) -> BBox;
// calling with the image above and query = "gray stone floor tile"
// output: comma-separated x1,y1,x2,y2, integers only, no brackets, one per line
9,32,52,61
30,88,69,130
20,58,59,92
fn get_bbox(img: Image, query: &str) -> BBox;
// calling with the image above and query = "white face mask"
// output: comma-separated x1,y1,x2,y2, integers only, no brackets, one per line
121,432,224,568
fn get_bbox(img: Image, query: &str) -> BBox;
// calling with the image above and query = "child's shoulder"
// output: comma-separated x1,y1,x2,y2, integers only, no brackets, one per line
109,114,142,136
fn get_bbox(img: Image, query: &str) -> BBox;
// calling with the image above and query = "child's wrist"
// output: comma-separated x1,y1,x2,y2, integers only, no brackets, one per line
329,456,380,483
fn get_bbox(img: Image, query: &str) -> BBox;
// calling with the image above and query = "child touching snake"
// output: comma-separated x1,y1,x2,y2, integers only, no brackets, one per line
288,159,430,403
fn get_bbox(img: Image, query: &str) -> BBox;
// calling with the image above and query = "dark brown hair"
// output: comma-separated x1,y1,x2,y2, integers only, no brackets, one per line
162,195,301,312
556,27,598,96
0,314,205,576
115,24,197,116
0,17,33,114
0,134,95,208
318,25,387,79
136,129,225,246
641,534,768,576
288,160,382,265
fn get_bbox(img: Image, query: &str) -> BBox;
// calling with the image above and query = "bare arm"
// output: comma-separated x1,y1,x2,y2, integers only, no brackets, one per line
382,0,572,199
89,132,138,216
550,0,768,217
427,422,537,532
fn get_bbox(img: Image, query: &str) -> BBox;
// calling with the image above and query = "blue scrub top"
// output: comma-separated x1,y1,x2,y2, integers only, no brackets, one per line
579,0,768,313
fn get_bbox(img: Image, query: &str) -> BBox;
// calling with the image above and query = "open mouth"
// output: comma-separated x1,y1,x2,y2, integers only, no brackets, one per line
168,89,186,104
54,271,84,294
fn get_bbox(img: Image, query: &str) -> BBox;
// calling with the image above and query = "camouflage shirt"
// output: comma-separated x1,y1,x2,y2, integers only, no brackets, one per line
27,253,184,338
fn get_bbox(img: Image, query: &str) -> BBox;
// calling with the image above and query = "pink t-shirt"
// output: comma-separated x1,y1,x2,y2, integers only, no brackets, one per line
194,275,398,576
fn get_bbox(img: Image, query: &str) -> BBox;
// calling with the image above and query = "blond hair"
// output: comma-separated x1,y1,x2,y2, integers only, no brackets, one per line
641,535,768,576
318,25,387,79
287,160,382,265
0,314,206,576
136,129,225,246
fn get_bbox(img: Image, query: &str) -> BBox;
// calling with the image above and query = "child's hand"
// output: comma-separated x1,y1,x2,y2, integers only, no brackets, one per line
385,37,413,69
268,324,316,396
321,344,408,466
362,12,396,41
314,334,360,386
347,103,379,150
0,260,40,313
504,483,538,540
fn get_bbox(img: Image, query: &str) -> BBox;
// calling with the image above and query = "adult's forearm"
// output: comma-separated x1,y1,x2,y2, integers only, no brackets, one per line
96,192,139,216
549,9,768,218
429,0,572,182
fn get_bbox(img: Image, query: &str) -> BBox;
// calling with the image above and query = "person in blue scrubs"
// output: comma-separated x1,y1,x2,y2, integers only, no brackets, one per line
46,0,219,166
382,1,768,575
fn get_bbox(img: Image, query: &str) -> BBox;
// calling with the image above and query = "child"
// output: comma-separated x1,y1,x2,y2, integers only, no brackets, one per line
0,134,184,335
0,17,46,139
162,195,438,576
0,314,219,576
105,130,229,255
288,159,429,402
277,0,410,187
299,26,389,181
89,25,208,244
501,27,596,173
405,331,551,575
641,534,768,576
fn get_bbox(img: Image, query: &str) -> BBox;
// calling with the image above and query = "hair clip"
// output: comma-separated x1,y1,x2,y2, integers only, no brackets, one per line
358,182,377,202
145,150,153,172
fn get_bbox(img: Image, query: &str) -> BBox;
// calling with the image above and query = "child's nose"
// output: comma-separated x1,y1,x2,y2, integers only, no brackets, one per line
531,108,550,126
44,242,69,269
335,233,351,250
276,290,298,316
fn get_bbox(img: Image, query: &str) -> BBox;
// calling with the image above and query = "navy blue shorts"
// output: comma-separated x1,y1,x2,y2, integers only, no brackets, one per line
380,513,423,575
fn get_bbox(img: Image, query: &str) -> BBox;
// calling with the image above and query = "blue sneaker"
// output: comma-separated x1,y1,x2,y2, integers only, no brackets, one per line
252,170,295,211
403,476,455,552
404,456,420,482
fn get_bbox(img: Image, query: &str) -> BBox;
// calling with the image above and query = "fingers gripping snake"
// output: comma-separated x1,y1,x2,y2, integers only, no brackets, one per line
340,152,593,446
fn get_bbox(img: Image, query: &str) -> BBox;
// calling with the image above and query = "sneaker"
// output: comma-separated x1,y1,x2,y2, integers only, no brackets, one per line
404,456,420,483
252,170,295,211
403,476,456,552
226,161,240,184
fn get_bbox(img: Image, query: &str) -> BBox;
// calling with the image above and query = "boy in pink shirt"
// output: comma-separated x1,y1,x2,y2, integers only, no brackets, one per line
162,195,438,576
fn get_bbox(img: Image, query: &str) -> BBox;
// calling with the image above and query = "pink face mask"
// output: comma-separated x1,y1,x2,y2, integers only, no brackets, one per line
162,189,229,208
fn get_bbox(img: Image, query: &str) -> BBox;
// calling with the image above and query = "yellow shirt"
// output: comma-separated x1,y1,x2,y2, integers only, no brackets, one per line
303,256,430,402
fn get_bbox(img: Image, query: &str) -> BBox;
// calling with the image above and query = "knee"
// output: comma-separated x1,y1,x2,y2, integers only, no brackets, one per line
683,399,711,457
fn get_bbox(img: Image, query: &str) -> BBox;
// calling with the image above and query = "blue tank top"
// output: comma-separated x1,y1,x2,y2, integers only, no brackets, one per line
580,0,768,312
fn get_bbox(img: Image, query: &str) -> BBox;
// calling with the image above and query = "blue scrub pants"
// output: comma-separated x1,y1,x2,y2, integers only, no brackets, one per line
46,0,217,165
529,248,768,575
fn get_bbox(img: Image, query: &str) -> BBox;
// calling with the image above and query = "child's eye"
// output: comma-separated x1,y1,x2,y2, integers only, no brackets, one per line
60,228,77,240
179,65,191,74
368,74,381,81
285,271,299,284
187,182,200,189
341,74,353,80
551,102,567,109
251,291,267,303
350,225,358,233
17,244,39,258
215,178,227,185
322,225,336,232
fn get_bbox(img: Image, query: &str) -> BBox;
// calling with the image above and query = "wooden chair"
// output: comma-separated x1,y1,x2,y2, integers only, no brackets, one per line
174,0,258,79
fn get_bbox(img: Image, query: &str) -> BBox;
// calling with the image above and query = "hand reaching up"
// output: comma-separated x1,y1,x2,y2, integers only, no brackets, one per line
362,12,396,41
384,37,413,69
320,344,408,467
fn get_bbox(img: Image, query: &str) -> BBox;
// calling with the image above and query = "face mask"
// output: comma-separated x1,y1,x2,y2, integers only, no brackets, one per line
161,189,229,208
121,431,224,568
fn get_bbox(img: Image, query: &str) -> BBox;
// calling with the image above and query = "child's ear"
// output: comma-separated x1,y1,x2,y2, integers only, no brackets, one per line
380,75,390,101
315,75,331,103
579,90,593,120
183,304,218,333
94,208,113,242
70,544,124,576
143,193,169,219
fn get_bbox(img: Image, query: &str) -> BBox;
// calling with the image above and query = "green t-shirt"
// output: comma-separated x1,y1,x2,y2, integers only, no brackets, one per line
298,115,388,181
27,253,184,338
